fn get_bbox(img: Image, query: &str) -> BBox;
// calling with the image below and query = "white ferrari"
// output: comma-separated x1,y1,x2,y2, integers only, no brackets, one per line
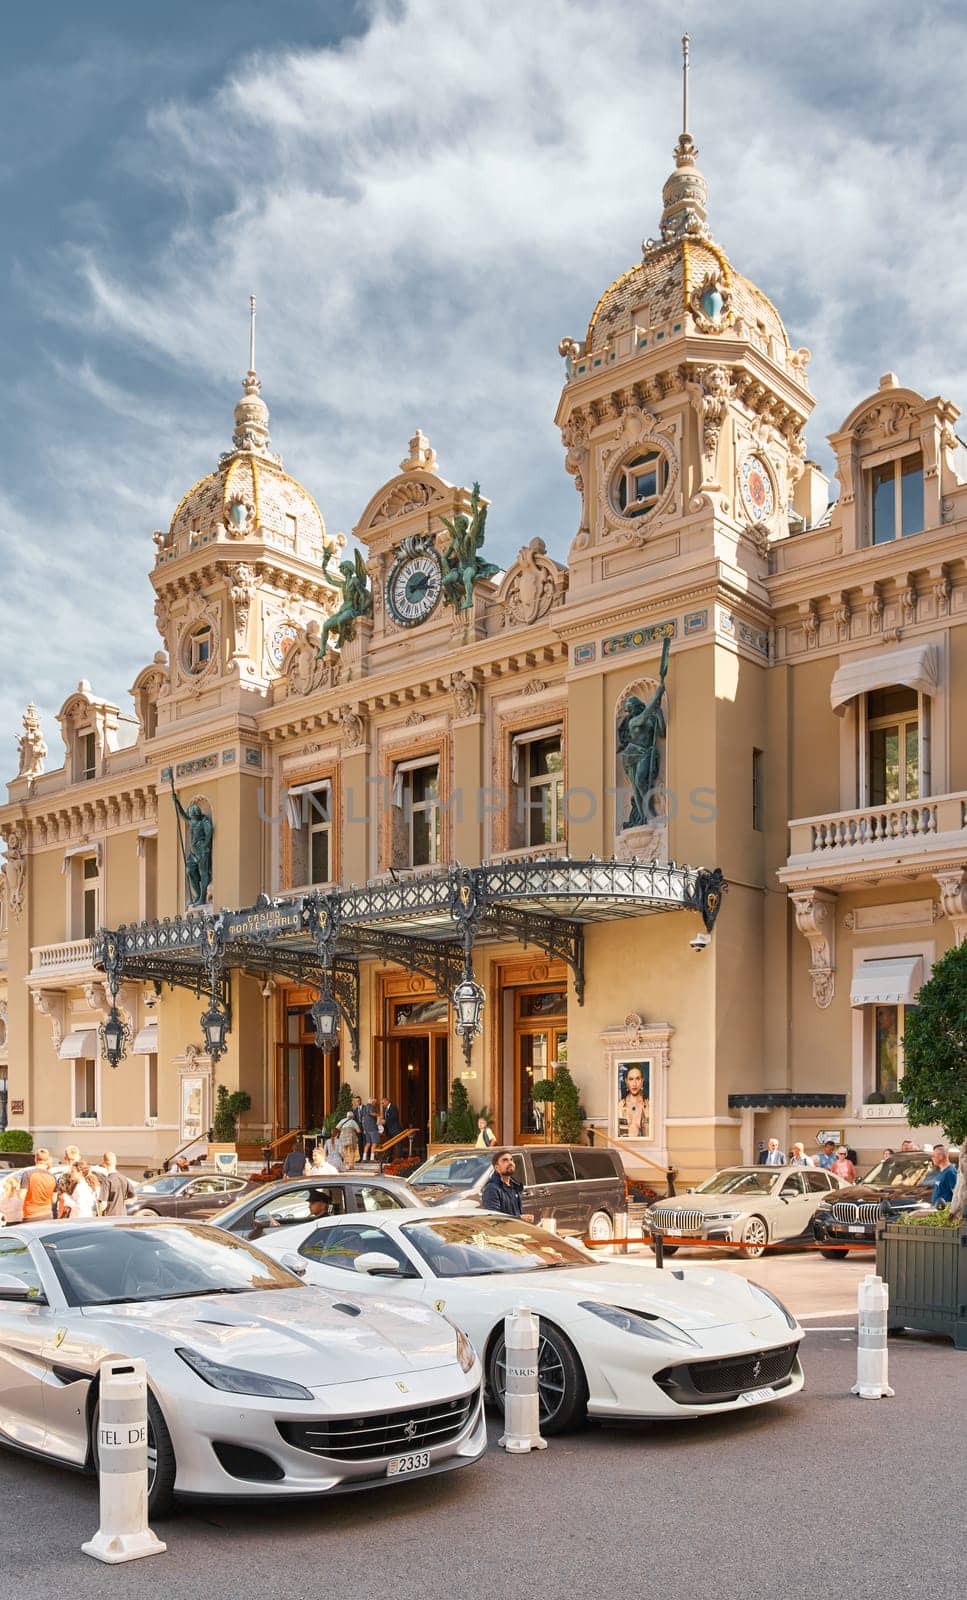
254,1208,805,1432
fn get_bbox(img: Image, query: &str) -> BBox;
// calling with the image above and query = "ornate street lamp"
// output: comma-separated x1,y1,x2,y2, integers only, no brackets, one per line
99,1003,131,1068
310,986,341,1053
453,972,485,1064
200,996,230,1062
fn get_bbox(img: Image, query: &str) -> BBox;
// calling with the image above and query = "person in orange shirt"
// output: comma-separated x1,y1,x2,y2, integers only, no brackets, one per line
21,1149,57,1221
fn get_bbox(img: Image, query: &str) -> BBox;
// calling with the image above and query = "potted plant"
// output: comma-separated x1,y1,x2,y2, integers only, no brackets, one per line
0,1128,34,1168
550,1062,583,1145
531,1078,556,1142
208,1085,252,1159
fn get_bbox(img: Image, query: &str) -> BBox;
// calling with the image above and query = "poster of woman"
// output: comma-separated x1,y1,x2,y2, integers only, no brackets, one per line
617,1061,650,1139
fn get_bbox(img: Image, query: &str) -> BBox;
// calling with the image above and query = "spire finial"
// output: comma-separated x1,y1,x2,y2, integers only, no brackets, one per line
227,295,276,460
681,33,690,136
249,294,257,375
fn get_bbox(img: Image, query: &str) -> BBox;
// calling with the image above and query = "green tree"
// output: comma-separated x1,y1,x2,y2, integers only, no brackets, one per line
447,1077,477,1142
211,1085,252,1142
902,941,967,1218
551,1061,583,1144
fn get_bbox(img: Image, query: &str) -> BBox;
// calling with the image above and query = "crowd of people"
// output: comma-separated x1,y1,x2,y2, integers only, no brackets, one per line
0,1146,137,1224
757,1135,959,1205
280,1095,406,1177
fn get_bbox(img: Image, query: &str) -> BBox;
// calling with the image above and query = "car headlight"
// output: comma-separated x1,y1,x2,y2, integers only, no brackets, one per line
578,1301,698,1346
441,1317,477,1373
747,1283,798,1331
702,1211,739,1223
176,1347,314,1399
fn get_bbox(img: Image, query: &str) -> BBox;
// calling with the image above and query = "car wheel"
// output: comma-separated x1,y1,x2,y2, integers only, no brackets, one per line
487,1319,588,1435
738,1216,768,1259
647,1237,678,1257
133,1207,161,1218
820,1247,849,1260
92,1391,177,1520
587,1210,613,1242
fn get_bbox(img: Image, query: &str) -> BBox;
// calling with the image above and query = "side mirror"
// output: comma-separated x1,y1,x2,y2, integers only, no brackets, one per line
353,1251,401,1276
0,1273,45,1303
280,1253,307,1279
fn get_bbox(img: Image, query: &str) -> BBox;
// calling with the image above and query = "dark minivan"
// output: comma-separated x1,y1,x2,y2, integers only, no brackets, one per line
408,1144,627,1240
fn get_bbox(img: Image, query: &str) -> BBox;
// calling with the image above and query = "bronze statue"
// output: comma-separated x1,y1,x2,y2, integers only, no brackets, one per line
317,544,372,657
617,636,671,828
169,774,214,907
439,482,499,612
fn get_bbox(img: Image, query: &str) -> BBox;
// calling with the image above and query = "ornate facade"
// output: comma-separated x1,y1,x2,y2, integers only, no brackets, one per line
1,114,964,1175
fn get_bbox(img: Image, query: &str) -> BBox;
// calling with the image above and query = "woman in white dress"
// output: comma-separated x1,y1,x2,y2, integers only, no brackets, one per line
59,1161,101,1220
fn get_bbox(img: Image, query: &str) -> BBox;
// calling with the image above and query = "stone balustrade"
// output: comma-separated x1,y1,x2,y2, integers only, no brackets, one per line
29,938,96,978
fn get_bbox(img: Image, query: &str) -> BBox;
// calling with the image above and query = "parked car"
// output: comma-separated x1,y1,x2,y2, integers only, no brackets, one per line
126,1172,260,1220
252,1207,804,1433
811,1151,945,1256
408,1144,628,1240
0,1219,484,1514
644,1166,848,1258
211,1174,422,1241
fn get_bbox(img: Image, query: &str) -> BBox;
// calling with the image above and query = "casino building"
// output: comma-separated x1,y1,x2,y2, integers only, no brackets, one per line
2,108,964,1180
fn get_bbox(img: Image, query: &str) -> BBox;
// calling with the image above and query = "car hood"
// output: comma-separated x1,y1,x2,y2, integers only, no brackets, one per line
454,1262,792,1333
80,1288,459,1385
823,1184,929,1205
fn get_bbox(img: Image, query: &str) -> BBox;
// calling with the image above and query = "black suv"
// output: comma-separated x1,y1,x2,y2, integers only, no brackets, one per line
812,1151,939,1255
407,1144,628,1240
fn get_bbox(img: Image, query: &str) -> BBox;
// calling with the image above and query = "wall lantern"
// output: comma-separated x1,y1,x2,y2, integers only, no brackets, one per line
100,1004,130,1069
200,997,230,1062
310,987,341,1053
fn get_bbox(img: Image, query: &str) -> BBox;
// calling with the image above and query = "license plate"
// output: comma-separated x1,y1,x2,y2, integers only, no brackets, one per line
848,1224,868,1235
741,1387,776,1405
387,1451,430,1477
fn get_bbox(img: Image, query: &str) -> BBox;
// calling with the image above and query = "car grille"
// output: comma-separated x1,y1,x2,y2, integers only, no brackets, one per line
277,1391,478,1462
830,1202,881,1225
650,1208,705,1233
656,1344,799,1405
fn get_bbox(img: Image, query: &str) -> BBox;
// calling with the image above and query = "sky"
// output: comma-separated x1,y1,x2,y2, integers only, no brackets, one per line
4,0,967,766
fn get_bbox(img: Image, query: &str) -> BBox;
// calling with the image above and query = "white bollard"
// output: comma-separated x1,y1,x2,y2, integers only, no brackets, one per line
498,1307,548,1454
82,1358,167,1564
850,1273,896,1400
613,1210,629,1256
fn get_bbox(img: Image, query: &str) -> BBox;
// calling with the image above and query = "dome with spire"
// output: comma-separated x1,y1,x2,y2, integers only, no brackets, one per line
159,309,326,565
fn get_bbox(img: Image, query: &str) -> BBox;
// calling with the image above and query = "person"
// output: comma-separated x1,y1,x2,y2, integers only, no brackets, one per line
789,1142,814,1167
763,1138,787,1166
98,1151,138,1215
830,1146,856,1182
882,1147,895,1159
21,1149,57,1221
308,1192,333,1218
282,1136,306,1179
475,1116,497,1149
930,1144,957,1207
59,1161,101,1220
381,1098,403,1145
337,1109,360,1169
323,1132,346,1171
481,1151,524,1218
0,1173,24,1225
900,1139,918,1152
305,1143,338,1176
351,1095,365,1162
617,1065,648,1138
816,1139,838,1169
360,1100,380,1161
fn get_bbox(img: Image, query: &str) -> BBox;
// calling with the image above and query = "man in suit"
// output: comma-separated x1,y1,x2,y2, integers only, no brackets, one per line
764,1137,787,1166
381,1098,403,1144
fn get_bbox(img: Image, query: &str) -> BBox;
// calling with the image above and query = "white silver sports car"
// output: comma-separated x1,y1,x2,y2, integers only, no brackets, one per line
252,1208,805,1433
0,1220,485,1515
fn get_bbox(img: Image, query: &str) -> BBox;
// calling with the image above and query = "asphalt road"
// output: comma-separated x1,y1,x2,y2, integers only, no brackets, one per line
0,1271,957,1600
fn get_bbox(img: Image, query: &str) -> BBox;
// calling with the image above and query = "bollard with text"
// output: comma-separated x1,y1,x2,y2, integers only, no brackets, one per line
851,1273,896,1400
498,1307,548,1455
82,1358,167,1564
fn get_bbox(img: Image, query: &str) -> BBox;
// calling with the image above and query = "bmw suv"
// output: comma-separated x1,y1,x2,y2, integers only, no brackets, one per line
811,1151,939,1255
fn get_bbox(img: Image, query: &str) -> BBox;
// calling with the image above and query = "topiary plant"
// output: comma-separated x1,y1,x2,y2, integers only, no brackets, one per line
0,1128,33,1153
212,1085,252,1142
551,1061,583,1144
447,1078,477,1143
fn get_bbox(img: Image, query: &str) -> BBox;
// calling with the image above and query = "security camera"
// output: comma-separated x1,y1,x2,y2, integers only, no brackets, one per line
689,932,711,952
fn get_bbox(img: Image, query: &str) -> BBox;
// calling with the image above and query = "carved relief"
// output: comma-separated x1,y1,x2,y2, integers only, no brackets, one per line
286,622,341,697
689,364,732,465
499,537,567,626
451,671,479,719
597,416,681,547
935,869,967,946
3,831,26,921
790,889,837,1008
17,704,47,780
338,704,367,750
31,987,66,1050
228,563,257,655
369,479,439,526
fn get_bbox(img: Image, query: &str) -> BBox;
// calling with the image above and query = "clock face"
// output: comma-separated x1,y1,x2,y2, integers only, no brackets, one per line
740,454,775,522
267,621,300,668
386,548,443,627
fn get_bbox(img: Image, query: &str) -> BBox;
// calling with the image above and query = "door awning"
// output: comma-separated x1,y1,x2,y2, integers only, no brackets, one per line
58,1029,99,1061
850,955,924,1006
831,643,939,714
132,1023,159,1055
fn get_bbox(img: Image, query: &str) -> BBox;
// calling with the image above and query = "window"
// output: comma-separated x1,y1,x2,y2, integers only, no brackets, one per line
615,450,669,518
779,1174,806,1197
513,733,564,847
74,1059,97,1118
571,1149,619,1181
299,1224,418,1275
869,452,923,544
287,783,332,886
80,731,97,781
185,624,213,674
146,1055,158,1120
752,748,764,831
528,1150,576,1185
867,687,919,805
82,855,99,939
358,1185,407,1212
0,1234,46,1298
252,1188,347,1229
804,1170,834,1193
394,759,440,867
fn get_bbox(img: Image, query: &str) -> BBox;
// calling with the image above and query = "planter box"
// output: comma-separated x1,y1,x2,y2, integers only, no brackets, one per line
876,1221,967,1349
0,1151,35,1168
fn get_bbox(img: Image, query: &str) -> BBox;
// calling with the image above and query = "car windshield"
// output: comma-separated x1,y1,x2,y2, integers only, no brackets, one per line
42,1224,301,1307
401,1216,591,1277
409,1151,493,1189
695,1170,777,1196
859,1156,933,1188
136,1176,186,1195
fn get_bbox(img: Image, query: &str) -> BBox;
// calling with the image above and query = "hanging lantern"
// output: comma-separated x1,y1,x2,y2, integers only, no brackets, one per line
310,989,341,1053
200,997,230,1062
453,974,485,1041
99,1004,130,1068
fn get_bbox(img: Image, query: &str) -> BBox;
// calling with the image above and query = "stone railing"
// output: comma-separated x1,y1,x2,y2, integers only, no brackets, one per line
486,841,569,864
29,939,96,979
788,792,967,861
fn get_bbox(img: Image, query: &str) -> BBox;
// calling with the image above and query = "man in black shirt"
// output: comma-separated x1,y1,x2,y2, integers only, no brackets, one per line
481,1152,524,1218
99,1151,137,1216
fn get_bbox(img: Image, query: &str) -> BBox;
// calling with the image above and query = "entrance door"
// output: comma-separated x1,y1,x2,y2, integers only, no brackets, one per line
393,1037,430,1140
513,986,568,1143
279,999,340,1133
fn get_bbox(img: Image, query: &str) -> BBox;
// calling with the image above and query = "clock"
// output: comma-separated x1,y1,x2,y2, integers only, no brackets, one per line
739,454,775,522
385,537,443,627
267,620,300,669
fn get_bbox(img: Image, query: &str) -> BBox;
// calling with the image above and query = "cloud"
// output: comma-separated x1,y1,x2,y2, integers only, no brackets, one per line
8,0,967,753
